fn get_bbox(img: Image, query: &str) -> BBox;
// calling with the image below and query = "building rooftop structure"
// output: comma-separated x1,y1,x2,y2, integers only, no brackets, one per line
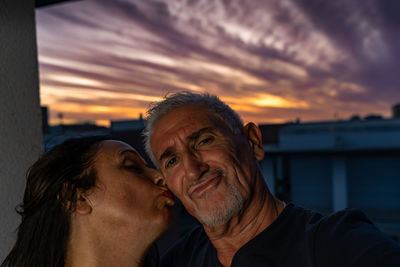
264,118,400,154
43,123,110,151
392,103,400,119
259,116,400,241
110,118,145,132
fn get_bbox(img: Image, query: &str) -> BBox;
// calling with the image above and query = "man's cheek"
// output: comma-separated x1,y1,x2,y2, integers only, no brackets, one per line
166,177,181,197
182,199,197,216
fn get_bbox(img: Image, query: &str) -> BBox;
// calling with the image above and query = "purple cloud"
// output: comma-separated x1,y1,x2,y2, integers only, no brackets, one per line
36,0,400,125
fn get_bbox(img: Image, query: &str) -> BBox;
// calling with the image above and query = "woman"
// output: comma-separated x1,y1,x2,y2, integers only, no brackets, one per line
1,136,174,267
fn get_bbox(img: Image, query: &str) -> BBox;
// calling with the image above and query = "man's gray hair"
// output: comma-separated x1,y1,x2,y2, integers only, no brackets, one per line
143,91,244,165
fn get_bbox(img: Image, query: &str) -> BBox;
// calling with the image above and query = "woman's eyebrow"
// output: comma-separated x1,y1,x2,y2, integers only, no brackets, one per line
120,149,147,165
119,150,139,162
119,149,137,156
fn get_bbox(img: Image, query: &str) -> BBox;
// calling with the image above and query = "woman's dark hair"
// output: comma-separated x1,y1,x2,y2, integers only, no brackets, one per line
1,136,110,267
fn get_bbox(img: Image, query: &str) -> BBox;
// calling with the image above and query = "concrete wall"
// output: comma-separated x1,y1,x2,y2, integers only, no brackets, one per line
0,0,42,261
290,156,333,213
261,152,400,241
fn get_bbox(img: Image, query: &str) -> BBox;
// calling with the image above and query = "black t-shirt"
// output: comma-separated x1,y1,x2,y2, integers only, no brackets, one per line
161,204,400,267
144,243,160,267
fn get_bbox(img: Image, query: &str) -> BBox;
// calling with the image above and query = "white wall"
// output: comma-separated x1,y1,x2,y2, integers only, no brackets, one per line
0,0,42,261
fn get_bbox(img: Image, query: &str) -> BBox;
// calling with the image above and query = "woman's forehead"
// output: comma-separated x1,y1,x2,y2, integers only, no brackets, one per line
96,140,141,161
100,140,136,152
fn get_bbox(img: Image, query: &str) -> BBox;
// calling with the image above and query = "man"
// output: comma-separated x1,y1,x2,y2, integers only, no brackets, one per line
143,92,400,267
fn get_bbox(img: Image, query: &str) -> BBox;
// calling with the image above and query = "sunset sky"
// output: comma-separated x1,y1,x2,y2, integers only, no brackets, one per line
35,0,400,126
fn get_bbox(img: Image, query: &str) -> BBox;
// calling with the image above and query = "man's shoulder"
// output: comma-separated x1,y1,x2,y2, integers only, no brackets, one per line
315,207,383,239
278,204,400,266
275,203,324,232
283,204,380,234
287,204,397,248
310,207,400,266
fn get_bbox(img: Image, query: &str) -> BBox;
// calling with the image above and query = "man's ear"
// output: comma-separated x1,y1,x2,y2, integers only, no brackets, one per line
243,122,264,161
75,192,93,215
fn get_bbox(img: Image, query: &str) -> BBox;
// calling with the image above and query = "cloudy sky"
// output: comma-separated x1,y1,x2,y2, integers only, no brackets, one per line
35,0,400,126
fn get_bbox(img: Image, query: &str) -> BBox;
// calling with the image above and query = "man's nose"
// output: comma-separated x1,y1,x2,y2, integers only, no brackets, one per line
183,152,208,181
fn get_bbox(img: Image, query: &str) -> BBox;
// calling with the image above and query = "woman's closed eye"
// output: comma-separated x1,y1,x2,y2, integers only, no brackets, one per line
123,159,143,172
125,164,140,171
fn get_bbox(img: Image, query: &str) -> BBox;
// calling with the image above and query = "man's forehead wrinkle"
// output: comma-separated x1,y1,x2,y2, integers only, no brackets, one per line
152,106,220,163
187,127,214,141
158,127,214,163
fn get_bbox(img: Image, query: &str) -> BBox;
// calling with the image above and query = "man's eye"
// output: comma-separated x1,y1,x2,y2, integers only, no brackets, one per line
165,157,177,168
198,137,214,146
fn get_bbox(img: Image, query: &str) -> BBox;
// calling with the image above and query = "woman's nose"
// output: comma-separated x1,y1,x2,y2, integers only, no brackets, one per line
147,168,166,186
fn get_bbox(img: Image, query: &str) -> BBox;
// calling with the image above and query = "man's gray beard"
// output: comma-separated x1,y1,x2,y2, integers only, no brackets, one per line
194,180,244,227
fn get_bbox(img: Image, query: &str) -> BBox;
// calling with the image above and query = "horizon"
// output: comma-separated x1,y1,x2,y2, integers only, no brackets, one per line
43,104,397,128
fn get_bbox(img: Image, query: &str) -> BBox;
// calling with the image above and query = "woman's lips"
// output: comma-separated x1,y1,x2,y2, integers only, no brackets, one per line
162,190,175,202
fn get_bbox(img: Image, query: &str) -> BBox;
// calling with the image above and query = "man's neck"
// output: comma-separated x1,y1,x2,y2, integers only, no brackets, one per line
203,192,285,267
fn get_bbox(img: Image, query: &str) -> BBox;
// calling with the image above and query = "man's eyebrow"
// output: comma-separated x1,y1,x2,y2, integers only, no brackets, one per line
159,147,173,163
187,127,214,141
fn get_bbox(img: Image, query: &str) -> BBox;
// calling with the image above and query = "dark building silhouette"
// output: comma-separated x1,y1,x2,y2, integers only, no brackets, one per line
392,103,400,118
258,123,287,146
